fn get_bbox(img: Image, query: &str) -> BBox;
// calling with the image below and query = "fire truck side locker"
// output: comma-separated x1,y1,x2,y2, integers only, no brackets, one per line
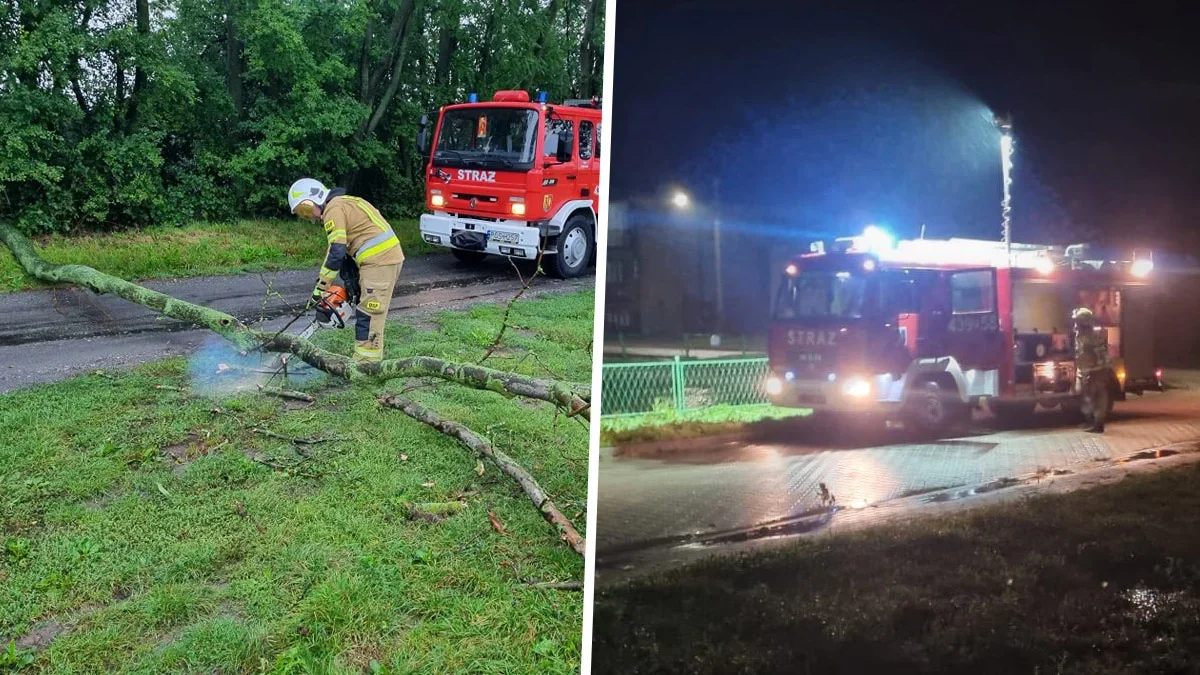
1121,284,1156,394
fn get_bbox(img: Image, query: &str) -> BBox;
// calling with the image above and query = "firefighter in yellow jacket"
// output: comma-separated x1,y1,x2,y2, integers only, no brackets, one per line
1073,307,1112,433
288,178,405,362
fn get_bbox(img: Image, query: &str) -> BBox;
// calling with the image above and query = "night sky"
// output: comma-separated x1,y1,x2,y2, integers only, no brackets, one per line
610,1,1200,254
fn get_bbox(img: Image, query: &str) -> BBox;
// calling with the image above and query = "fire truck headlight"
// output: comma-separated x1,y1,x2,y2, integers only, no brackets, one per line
431,194,445,207
1131,259,1153,278
766,376,783,396
1035,257,1054,275
842,378,871,398
785,263,799,277
510,202,526,216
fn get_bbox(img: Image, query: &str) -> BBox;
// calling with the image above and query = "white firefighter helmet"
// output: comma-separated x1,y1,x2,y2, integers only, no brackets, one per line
287,178,329,214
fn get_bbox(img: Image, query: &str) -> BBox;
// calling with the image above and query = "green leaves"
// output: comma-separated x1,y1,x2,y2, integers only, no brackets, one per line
1,0,605,235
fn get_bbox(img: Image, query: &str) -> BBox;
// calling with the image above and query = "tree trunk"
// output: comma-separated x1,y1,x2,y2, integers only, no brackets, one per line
0,223,590,417
225,0,245,118
578,0,599,97
475,3,501,93
114,52,126,131
124,0,150,132
70,3,94,116
433,13,457,90
533,0,560,62
359,18,372,103
382,394,586,556
363,0,415,106
525,0,560,91
359,0,422,140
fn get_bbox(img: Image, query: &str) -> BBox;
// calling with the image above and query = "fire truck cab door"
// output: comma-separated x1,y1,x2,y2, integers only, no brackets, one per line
940,268,1004,371
541,114,579,216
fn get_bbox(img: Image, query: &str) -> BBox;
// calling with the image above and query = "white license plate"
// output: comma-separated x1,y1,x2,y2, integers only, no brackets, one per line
488,230,520,244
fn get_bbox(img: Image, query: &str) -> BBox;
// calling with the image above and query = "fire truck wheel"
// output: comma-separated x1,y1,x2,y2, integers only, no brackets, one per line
547,216,593,279
451,248,488,265
905,381,965,434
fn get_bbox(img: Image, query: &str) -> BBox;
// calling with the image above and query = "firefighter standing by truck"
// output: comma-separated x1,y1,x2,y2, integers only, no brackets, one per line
1073,307,1112,433
288,178,405,363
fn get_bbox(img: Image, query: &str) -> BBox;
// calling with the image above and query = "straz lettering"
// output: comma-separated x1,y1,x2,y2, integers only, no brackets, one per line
456,169,497,183
786,330,838,347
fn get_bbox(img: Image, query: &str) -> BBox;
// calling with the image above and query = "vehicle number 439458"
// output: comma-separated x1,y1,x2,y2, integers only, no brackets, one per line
948,313,999,332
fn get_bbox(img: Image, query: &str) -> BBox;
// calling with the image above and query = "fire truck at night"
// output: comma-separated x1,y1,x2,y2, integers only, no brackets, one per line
416,90,601,278
766,227,1162,433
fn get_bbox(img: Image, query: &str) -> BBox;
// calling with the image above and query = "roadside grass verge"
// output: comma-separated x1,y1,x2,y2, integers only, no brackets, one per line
593,460,1200,674
0,218,434,293
0,290,592,674
600,405,810,446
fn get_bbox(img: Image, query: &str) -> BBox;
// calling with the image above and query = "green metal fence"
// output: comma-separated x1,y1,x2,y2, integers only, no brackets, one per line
600,357,771,417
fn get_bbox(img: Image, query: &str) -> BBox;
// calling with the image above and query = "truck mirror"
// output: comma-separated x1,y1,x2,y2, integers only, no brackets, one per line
556,130,573,163
417,114,430,155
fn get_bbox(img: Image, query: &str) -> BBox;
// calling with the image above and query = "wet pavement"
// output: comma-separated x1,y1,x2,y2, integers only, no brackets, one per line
595,389,1200,566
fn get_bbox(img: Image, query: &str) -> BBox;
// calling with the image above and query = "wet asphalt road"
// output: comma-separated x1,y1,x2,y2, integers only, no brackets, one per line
0,254,591,393
595,388,1200,568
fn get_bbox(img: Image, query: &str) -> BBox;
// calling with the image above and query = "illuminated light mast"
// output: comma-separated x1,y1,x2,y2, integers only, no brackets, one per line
995,112,1014,262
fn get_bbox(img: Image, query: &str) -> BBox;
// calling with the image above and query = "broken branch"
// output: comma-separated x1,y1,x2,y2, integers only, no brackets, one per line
479,252,543,364
528,580,583,591
257,385,315,403
252,428,331,445
381,394,585,556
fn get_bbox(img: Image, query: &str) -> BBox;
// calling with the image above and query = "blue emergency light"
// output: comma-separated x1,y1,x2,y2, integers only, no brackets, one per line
468,92,478,103
537,91,548,103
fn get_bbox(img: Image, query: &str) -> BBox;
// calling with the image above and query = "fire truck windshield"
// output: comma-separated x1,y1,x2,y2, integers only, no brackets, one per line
773,272,871,320
434,108,538,170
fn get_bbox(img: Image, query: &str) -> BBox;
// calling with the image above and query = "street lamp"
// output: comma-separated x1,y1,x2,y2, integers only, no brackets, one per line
666,185,723,336
670,190,691,210
995,112,1014,256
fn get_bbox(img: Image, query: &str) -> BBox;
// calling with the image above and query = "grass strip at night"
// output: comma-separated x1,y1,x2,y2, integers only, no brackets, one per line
593,460,1200,674
600,405,810,446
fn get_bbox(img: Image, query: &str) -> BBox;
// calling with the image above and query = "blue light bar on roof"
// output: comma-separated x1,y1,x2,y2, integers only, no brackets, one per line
468,93,478,103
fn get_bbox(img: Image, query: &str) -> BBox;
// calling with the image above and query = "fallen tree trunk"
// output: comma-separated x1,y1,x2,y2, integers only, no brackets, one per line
381,394,586,557
0,223,589,418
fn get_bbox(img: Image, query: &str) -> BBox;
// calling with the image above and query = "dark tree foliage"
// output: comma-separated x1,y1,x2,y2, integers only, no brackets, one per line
0,0,606,234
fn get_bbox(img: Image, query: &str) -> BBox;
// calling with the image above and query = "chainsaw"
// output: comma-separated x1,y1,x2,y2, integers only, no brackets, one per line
265,285,353,372
298,285,354,339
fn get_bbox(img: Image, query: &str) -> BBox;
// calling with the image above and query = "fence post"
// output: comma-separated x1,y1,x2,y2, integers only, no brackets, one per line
672,355,686,412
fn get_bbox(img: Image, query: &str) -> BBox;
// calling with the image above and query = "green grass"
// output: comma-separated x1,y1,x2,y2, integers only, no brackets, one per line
600,405,809,445
594,459,1200,674
0,290,593,674
0,219,435,293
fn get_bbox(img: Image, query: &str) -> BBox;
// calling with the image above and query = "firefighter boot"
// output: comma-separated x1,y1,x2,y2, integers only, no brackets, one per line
352,262,403,363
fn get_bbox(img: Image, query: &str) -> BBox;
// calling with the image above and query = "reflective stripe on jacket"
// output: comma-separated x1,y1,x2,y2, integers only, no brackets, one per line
321,196,405,268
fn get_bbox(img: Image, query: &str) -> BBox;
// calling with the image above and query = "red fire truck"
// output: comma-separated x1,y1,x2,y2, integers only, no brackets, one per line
416,90,601,278
766,228,1162,433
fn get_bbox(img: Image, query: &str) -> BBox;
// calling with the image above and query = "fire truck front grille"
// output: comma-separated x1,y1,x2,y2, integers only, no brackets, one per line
796,393,827,405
